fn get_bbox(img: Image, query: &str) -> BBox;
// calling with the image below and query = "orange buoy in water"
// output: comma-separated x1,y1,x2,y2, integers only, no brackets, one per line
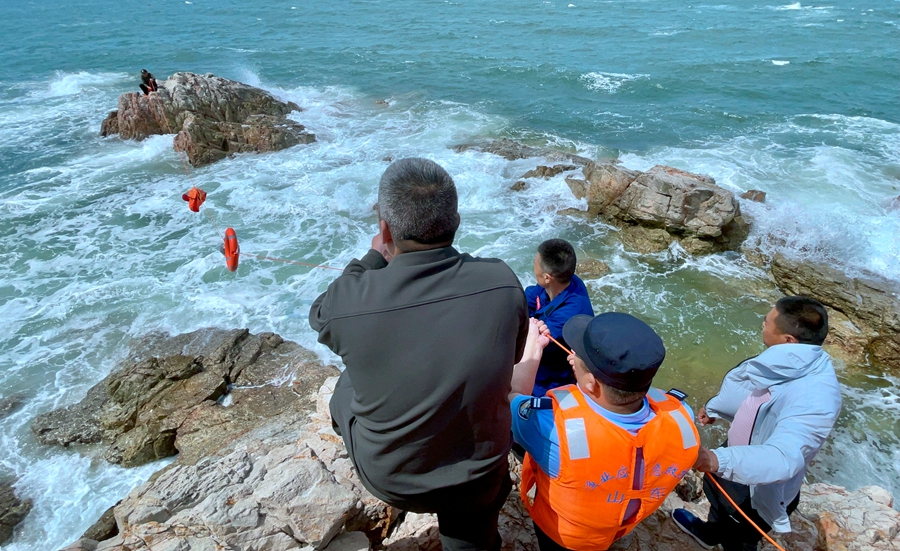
182,187,207,212
223,228,239,272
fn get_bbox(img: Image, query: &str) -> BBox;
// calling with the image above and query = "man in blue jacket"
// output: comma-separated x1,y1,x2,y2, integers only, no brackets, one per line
673,296,843,550
524,239,594,396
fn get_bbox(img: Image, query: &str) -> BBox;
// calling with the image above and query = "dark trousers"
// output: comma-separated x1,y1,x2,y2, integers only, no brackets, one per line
700,473,800,551
330,371,511,551
532,522,574,551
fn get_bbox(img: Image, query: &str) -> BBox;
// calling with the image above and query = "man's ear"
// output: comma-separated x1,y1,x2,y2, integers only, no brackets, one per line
379,219,393,245
583,372,599,395
782,334,799,344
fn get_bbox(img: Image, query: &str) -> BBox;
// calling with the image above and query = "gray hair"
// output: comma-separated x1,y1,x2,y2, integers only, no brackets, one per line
378,158,459,245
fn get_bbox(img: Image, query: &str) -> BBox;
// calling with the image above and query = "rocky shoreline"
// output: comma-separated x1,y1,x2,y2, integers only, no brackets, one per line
3,76,898,549
12,328,893,551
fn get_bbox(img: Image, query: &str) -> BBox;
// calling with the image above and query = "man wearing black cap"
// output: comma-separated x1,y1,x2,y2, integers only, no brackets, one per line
510,312,700,551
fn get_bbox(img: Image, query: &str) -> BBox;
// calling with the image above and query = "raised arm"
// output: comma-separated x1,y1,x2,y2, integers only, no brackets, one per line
509,319,550,400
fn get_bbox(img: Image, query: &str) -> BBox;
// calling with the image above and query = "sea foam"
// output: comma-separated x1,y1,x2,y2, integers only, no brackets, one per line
580,72,650,94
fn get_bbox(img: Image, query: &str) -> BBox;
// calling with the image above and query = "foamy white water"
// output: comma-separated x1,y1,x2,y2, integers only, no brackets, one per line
0,68,898,549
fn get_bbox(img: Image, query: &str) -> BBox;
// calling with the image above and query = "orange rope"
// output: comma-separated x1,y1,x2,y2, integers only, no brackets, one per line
547,329,781,549
548,335,573,356
146,89,341,272
705,474,786,551
241,253,343,271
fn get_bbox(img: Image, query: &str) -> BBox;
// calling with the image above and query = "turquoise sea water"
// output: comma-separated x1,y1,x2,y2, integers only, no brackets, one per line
1,0,899,548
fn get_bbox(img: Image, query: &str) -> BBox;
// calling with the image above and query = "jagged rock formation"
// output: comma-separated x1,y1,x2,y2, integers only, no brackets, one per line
521,164,579,180
741,189,767,203
565,163,750,255
575,258,610,279
31,328,337,467
771,253,900,370
100,72,315,167
452,138,592,165
0,476,32,545
59,372,900,551
50,331,898,551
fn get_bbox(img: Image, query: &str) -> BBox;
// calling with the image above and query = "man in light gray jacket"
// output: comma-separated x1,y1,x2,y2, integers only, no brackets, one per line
673,296,842,550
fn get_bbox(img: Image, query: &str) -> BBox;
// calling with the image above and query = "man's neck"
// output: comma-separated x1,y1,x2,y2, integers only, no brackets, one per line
545,279,571,302
579,384,644,415
392,239,454,256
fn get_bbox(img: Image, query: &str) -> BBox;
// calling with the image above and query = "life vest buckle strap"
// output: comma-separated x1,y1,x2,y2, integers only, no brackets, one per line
667,388,688,401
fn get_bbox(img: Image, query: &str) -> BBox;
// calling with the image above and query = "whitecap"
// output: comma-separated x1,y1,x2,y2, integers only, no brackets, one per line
777,2,802,9
772,60,790,65
580,71,649,94
42,71,126,98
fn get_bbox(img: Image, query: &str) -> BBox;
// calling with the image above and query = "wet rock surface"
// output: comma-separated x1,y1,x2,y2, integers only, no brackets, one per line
521,164,579,180
451,138,592,165
575,258,610,279
771,253,900,369
0,476,32,546
32,328,338,467
99,72,315,167
59,366,898,551
741,189,767,203
566,163,750,255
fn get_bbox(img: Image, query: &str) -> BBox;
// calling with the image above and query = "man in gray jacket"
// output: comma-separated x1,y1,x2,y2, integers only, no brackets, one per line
310,158,529,551
673,296,842,550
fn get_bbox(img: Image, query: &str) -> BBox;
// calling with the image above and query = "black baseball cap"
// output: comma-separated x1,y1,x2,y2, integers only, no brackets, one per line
562,312,666,392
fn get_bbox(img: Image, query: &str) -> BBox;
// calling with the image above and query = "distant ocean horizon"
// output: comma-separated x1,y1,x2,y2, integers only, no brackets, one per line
1,0,898,548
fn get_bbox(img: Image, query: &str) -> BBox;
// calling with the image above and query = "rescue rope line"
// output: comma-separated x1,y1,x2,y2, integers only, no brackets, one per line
549,324,785,550
705,474,787,551
242,253,344,271
147,91,340,273
548,335,573,356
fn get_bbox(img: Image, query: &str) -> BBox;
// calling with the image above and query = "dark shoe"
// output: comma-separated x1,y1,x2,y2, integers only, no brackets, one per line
672,508,715,549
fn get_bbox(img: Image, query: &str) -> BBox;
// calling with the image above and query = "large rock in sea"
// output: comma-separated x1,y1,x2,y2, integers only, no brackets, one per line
452,138,593,165
771,253,900,370
31,328,338,467
565,163,750,255
99,72,315,167
0,476,32,546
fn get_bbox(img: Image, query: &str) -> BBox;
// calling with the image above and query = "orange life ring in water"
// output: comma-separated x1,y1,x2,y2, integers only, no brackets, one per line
224,228,239,272
182,187,207,212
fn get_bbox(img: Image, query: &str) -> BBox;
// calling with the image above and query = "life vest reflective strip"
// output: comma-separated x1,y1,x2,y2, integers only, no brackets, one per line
224,228,239,272
521,385,700,551
182,187,207,213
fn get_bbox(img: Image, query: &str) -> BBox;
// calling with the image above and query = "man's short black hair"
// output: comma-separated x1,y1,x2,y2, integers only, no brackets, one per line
378,158,459,245
537,239,577,284
774,296,829,345
600,382,646,406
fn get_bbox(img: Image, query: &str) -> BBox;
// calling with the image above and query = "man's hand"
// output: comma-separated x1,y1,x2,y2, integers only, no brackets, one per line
531,318,550,350
693,446,720,473
522,318,550,360
697,407,716,426
371,232,394,262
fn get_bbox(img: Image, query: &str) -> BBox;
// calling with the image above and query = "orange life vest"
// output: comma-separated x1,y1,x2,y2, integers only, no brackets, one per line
182,187,207,213
521,385,700,551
